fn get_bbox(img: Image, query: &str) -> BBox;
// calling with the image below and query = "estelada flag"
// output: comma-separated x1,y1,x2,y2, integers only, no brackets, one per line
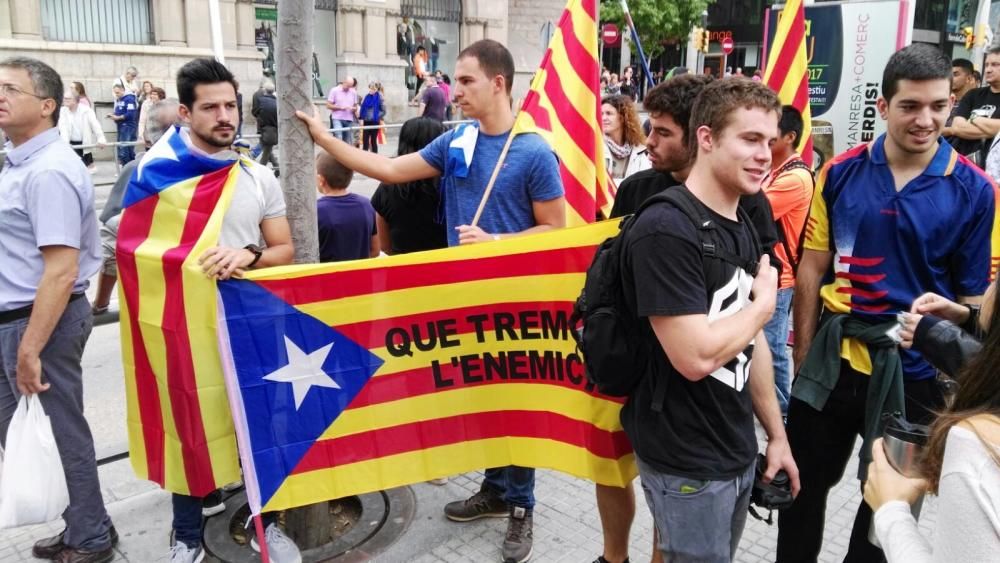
511,0,612,224
116,125,247,496
217,222,635,513
765,0,813,166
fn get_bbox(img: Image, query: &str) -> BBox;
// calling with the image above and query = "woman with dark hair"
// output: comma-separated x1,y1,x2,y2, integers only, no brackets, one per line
864,282,1000,562
370,117,448,254
601,94,649,182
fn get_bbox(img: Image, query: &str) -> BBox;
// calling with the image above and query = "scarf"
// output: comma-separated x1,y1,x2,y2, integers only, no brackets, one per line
605,136,633,161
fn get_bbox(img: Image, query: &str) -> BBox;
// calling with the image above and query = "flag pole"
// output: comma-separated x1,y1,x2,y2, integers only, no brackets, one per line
619,0,655,88
254,515,271,563
471,98,522,228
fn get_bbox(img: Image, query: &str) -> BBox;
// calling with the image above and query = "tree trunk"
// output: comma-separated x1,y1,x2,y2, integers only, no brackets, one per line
277,0,319,264
275,0,327,541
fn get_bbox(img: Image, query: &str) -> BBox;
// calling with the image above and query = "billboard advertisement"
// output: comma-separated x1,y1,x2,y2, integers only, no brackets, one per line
765,1,914,168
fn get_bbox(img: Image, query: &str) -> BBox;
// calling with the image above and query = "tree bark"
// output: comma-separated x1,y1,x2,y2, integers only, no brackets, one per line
277,0,319,264
276,0,327,540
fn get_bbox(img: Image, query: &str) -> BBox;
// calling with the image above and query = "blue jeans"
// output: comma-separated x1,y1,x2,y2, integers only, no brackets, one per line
173,492,276,547
117,122,137,165
482,466,535,509
763,287,794,417
332,118,353,143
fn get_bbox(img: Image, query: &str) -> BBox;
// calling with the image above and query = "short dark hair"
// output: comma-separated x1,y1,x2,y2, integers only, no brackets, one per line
0,56,64,126
778,105,804,145
176,57,238,109
690,78,781,149
316,152,354,189
642,74,714,145
151,87,167,100
953,58,975,75
882,43,951,101
458,39,515,95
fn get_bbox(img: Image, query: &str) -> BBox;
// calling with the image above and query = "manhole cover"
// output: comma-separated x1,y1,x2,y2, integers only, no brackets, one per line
203,486,415,562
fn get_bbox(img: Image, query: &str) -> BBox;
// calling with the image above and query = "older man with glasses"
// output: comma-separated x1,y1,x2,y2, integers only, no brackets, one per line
0,56,116,563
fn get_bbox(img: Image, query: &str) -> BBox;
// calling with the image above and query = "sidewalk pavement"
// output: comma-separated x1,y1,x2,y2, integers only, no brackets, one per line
0,431,940,562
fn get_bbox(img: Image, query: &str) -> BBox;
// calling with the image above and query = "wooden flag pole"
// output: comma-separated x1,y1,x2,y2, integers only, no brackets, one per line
470,100,521,228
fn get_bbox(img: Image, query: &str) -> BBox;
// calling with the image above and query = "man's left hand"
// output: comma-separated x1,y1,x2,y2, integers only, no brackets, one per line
16,352,50,395
764,436,801,497
198,246,254,280
456,225,496,245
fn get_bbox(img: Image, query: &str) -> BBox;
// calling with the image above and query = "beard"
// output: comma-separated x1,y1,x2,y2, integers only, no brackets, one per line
193,124,236,148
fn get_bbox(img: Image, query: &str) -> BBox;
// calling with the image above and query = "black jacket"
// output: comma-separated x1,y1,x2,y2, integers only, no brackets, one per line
912,314,982,379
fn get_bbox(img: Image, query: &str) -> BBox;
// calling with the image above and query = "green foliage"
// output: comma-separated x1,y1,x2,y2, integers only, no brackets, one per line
600,0,716,58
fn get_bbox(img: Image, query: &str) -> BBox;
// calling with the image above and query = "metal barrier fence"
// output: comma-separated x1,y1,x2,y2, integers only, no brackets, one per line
0,120,473,174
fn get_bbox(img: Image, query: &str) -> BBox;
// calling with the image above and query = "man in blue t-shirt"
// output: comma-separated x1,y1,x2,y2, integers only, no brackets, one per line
297,39,564,563
108,83,138,165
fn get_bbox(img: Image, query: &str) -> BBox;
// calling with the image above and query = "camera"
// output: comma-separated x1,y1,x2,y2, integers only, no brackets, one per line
748,453,794,524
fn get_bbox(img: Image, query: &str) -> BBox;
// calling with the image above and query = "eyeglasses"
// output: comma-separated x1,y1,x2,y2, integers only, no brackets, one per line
0,83,49,100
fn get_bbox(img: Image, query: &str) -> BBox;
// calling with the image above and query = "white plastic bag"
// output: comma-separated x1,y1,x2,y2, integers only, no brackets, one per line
0,395,70,528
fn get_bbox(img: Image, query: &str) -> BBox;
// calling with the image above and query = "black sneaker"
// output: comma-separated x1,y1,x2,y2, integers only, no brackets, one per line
33,526,119,559
202,489,225,517
501,506,533,563
443,488,508,521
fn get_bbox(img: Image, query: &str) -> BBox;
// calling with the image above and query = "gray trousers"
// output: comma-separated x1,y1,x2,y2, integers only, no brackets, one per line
0,297,112,550
637,456,755,563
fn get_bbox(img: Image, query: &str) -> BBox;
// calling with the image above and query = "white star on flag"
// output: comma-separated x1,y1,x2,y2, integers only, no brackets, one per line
263,336,340,410
136,126,181,181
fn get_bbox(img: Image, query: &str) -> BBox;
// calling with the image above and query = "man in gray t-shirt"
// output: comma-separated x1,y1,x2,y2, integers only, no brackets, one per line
0,56,116,562
163,58,295,563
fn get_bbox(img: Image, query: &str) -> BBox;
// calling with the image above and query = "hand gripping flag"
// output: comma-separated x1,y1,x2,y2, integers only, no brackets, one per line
765,0,813,166
510,0,612,224
116,125,248,496
218,221,636,513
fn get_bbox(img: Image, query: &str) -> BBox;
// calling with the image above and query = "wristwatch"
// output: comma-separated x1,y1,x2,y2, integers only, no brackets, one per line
244,244,263,268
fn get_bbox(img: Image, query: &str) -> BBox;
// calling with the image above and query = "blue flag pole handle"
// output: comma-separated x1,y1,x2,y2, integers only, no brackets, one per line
619,0,655,88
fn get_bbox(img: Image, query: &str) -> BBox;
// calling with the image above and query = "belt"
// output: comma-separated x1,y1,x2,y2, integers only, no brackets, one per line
0,293,86,325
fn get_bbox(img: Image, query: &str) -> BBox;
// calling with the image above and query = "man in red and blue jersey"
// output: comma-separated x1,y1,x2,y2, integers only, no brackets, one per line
777,43,1000,562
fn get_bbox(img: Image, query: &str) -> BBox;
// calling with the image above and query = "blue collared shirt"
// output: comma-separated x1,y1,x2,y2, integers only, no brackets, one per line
0,127,102,311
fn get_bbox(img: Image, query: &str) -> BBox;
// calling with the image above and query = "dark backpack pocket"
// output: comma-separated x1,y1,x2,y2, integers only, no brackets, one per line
582,305,646,396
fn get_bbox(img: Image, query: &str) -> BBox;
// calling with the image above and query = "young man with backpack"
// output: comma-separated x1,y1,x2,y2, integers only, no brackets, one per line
593,73,781,563
761,106,814,419
618,78,799,562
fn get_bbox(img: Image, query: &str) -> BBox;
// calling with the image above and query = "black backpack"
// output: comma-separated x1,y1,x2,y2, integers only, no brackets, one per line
571,185,762,405
769,158,814,276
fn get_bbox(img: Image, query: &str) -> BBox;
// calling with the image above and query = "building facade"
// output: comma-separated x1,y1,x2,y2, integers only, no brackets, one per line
0,0,563,138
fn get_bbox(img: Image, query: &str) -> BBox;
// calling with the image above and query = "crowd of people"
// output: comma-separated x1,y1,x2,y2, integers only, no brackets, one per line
0,33,998,563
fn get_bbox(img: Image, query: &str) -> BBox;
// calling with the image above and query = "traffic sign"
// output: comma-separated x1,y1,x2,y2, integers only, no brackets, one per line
721,36,735,55
602,23,620,45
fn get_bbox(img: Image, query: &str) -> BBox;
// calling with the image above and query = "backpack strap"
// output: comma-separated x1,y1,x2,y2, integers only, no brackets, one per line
768,158,814,275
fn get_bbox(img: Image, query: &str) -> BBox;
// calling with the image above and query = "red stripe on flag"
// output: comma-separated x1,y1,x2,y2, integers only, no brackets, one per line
116,195,166,486
292,410,632,474
159,167,232,496
256,246,595,306
348,361,625,410
581,0,597,20
334,300,576,350
765,9,806,94
560,161,598,222
522,87,554,132
835,287,889,300
540,76,596,163
838,256,885,266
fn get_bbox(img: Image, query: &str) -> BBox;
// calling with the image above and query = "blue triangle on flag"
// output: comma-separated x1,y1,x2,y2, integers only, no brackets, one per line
218,279,384,508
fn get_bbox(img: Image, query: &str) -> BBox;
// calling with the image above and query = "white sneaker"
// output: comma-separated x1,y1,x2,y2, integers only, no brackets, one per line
250,523,303,563
169,541,205,563
221,479,244,492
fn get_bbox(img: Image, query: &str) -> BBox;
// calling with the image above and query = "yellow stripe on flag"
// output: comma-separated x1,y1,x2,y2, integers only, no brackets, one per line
263,438,636,512
299,273,585,325
180,165,242,488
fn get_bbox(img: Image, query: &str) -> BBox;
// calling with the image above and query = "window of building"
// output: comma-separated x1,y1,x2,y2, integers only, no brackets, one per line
41,0,153,45
400,0,462,23
399,0,461,96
